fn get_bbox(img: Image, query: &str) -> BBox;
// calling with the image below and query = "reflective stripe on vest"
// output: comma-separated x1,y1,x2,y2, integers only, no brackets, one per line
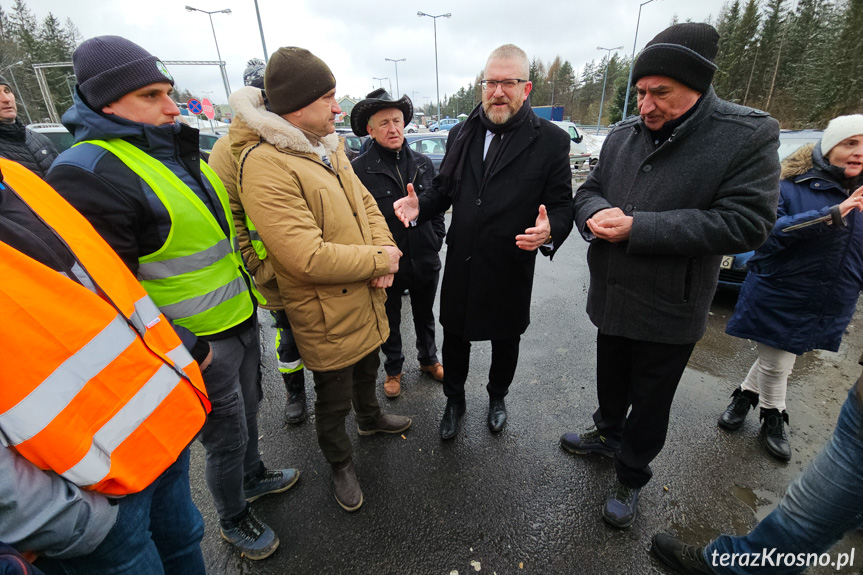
246,214,268,261
79,139,263,336
0,159,209,495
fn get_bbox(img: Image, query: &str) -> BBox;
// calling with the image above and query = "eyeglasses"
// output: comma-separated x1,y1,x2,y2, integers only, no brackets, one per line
480,79,527,91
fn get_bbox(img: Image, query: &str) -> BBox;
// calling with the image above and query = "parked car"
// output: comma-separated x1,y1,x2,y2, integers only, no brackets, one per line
438,118,460,132
550,120,592,171
405,132,447,174
428,121,439,132
717,129,825,291
198,130,227,162
335,127,366,161
405,122,418,133
28,123,74,153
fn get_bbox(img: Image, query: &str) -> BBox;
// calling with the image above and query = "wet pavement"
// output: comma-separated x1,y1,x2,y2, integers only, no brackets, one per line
192,215,863,574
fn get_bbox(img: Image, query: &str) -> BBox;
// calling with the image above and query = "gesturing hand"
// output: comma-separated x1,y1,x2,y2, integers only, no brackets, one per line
839,186,863,218
393,183,419,227
515,204,552,251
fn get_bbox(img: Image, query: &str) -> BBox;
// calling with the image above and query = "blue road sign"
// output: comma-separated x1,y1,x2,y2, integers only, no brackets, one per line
188,99,203,115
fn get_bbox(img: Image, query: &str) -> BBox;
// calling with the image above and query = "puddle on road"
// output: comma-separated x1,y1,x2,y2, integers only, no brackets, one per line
731,484,780,522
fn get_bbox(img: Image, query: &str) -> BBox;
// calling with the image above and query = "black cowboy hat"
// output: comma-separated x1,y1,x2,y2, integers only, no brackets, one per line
350,88,413,137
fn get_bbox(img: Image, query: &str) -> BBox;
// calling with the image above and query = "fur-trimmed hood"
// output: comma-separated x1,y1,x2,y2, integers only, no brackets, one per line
228,86,339,157
779,142,815,180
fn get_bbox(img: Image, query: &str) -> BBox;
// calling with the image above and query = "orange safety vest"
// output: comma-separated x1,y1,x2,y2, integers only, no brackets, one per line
0,159,210,496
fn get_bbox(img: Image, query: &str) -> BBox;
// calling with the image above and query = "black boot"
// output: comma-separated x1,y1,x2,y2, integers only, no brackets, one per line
760,408,791,462
718,387,759,430
283,369,307,424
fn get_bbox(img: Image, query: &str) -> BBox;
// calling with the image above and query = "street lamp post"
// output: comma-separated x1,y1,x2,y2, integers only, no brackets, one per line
3,61,31,124
622,0,659,120
253,0,268,61
185,6,232,102
596,45,623,134
385,58,406,98
417,11,451,122
373,77,389,90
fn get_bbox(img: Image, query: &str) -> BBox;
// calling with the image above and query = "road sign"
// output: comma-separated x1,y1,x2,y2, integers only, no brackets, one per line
202,99,215,121
187,99,203,115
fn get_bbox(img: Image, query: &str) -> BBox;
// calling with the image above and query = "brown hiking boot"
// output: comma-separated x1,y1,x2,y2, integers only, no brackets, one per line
420,362,444,381
383,373,402,397
331,457,363,512
357,414,412,436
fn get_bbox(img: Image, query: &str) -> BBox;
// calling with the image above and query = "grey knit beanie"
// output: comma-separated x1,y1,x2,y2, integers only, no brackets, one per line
243,58,266,89
264,47,335,115
632,23,719,94
73,35,174,109
0,76,10,89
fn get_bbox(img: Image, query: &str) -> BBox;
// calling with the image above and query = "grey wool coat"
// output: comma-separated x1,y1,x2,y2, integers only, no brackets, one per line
574,87,781,345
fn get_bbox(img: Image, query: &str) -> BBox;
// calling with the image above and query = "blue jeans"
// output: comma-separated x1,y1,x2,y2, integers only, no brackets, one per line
36,450,205,575
704,383,863,574
197,324,263,523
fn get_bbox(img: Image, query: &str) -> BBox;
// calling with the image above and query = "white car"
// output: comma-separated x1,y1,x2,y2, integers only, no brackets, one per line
28,123,74,153
550,121,593,171
405,122,418,133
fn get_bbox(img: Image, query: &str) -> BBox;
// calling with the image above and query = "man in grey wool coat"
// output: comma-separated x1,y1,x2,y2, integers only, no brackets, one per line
561,22,781,530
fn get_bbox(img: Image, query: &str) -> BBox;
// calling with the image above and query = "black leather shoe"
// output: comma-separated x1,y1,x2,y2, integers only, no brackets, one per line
718,387,758,430
760,408,791,462
651,533,714,574
488,397,507,432
440,399,466,440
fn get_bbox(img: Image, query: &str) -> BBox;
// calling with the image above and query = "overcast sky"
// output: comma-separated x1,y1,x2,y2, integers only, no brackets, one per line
28,0,730,107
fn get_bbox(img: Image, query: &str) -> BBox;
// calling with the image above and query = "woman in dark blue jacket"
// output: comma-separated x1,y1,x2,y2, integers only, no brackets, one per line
718,115,863,462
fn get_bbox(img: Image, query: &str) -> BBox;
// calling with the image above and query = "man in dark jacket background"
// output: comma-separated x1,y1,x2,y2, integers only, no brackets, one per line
394,44,574,440
351,89,445,399
0,77,56,178
561,23,781,530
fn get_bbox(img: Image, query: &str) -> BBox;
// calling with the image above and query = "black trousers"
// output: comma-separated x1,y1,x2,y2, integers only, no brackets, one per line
310,349,382,463
593,331,695,489
442,329,520,400
381,270,440,376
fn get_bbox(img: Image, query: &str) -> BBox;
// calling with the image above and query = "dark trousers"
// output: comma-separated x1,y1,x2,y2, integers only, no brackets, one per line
442,329,520,400
381,271,440,376
311,349,383,463
593,331,695,489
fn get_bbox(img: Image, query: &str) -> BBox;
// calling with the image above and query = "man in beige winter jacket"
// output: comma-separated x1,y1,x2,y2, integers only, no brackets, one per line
226,47,411,512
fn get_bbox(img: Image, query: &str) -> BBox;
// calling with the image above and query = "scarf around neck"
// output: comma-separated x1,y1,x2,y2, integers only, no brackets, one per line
436,95,533,199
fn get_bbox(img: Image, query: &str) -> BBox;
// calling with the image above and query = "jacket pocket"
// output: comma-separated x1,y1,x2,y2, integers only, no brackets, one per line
315,284,373,343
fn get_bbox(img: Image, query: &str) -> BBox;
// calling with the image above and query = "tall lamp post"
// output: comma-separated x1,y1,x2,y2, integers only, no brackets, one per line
596,45,623,134
385,57,406,98
622,0,659,120
185,6,232,102
373,77,389,90
253,0,268,61
3,61,31,124
417,11,451,121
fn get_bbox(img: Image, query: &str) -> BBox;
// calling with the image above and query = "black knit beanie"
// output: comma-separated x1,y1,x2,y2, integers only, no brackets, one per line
264,47,335,115
631,23,719,94
73,35,174,109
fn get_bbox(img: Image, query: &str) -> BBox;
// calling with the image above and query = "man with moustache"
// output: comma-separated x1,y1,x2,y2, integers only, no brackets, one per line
561,23,780,530
351,89,445,398
394,43,573,439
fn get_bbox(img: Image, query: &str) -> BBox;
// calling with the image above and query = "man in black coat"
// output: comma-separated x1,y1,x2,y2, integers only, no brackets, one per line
351,89,446,399
0,76,57,178
562,23,781,530
394,44,574,439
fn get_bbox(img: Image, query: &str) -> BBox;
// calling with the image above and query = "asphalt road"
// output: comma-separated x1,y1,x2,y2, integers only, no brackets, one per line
192,213,863,574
